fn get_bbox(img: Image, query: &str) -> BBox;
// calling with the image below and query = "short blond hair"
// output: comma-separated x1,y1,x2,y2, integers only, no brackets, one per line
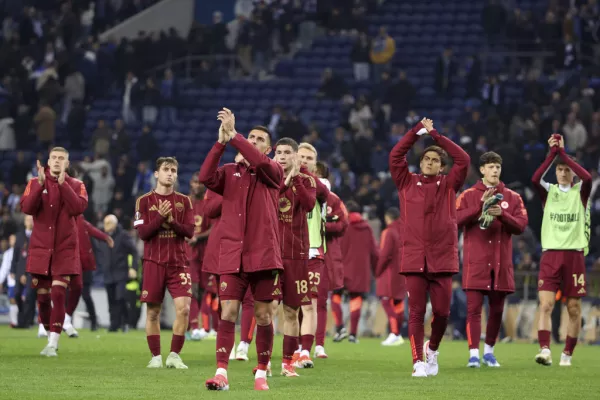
299,143,318,158
50,147,69,157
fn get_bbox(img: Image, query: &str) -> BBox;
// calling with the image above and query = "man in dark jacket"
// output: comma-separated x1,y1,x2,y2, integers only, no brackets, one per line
10,215,35,329
101,214,139,332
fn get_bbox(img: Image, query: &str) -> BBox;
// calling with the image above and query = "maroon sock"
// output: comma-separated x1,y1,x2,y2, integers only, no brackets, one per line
240,305,255,343
282,334,298,363
147,334,161,356
50,286,67,334
211,308,220,332
331,296,343,330
65,282,82,317
297,309,304,343
381,299,398,334
350,309,361,336
37,293,51,329
538,330,551,349
256,323,274,370
396,308,405,335
300,334,314,354
189,298,199,330
216,320,235,369
170,334,185,354
428,315,448,351
316,305,327,346
563,336,578,356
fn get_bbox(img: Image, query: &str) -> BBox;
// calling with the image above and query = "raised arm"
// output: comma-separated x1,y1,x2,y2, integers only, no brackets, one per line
456,188,483,228
556,147,593,207
198,143,227,195
229,133,283,188
389,122,422,190
59,179,88,216
498,192,528,235
531,146,558,205
134,196,165,241
429,129,470,192
20,179,44,215
169,196,195,239
293,175,317,211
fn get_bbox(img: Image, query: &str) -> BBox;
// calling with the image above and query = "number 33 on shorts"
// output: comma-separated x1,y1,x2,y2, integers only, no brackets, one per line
179,273,191,285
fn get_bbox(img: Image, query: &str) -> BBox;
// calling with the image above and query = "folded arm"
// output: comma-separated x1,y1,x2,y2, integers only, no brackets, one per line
134,198,166,240
199,142,227,195
230,133,283,188
498,193,528,235
389,122,422,190
429,129,470,192
531,147,557,205
59,181,88,216
20,179,44,215
456,189,482,228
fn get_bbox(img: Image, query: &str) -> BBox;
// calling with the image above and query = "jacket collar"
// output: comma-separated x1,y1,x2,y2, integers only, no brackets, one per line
473,180,505,192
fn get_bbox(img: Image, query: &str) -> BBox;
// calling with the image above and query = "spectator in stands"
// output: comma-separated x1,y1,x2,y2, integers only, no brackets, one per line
92,165,115,215
196,60,221,89
481,76,505,112
465,55,482,99
9,152,29,187
61,68,86,124
131,161,155,197
34,101,56,149
111,119,131,156
562,112,588,151
435,47,457,95
317,68,348,100
210,11,229,54
136,124,158,163
370,27,395,83
0,111,15,151
326,8,346,35
160,69,178,124
92,119,112,159
539,11,562,52
251,16,271,79
557,33,578,71
481,0,507,41
122,71,139,124
141,77,160,125
80,2,95,40
351,33,371,81
67,100,87,150
385,71,416,122
349,95,373,136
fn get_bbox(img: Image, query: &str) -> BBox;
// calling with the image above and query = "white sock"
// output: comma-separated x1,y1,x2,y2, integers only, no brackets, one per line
64,314,72,327
484,344,494,355
255,369,267,379
470,348,480,358
9,304,18,325
216,368,228,378
49,332,60,348
38,323,46,332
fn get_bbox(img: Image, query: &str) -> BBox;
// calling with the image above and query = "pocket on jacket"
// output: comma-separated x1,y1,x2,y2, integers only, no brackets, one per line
218,239,242,269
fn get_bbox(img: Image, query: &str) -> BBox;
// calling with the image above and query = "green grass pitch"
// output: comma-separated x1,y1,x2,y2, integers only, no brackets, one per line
1,326,599,399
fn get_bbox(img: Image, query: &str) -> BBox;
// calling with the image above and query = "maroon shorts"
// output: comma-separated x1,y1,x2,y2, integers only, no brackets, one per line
189,259,203,284
281,259,311,308
31,274,73,289
308,258,324,299
140,261,192,304
539,250,587,297
219,270,282,303
203,272,218,294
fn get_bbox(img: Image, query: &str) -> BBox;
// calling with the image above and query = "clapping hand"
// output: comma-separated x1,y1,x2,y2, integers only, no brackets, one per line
217,108,236,144
158,200,172,218
284,155,300,187
37,160,45,185
421,118,434,132
58,167,66,185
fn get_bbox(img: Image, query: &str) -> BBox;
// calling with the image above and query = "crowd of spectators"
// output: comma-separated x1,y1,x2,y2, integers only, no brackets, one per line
1,0,600,302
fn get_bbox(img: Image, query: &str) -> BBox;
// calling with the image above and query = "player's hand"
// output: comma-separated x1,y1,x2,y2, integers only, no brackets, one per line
217,108,236,139
158,200,172,218
558,136,565,149
218,122,229,144
421,118,434,132
106,236,114,248
487,205,502,216
20,275,26,285
481,188,495,202
128,268,137,280
186,236,198,245
37,160,45,185
58,167,66,185
548,135,559,148
284,156,299,186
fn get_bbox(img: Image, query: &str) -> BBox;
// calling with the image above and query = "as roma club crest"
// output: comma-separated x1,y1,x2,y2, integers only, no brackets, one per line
220,281,228,292
175,202,184,212
32,278,38,287
538,279,544,288
141,290,148,299
279,198,291,213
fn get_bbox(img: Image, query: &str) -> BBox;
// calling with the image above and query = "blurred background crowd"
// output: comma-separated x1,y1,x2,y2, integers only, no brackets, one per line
0,0,600,337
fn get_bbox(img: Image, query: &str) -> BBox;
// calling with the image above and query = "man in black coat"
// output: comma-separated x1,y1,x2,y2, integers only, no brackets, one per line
10,215,35,328
100,214,139,332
